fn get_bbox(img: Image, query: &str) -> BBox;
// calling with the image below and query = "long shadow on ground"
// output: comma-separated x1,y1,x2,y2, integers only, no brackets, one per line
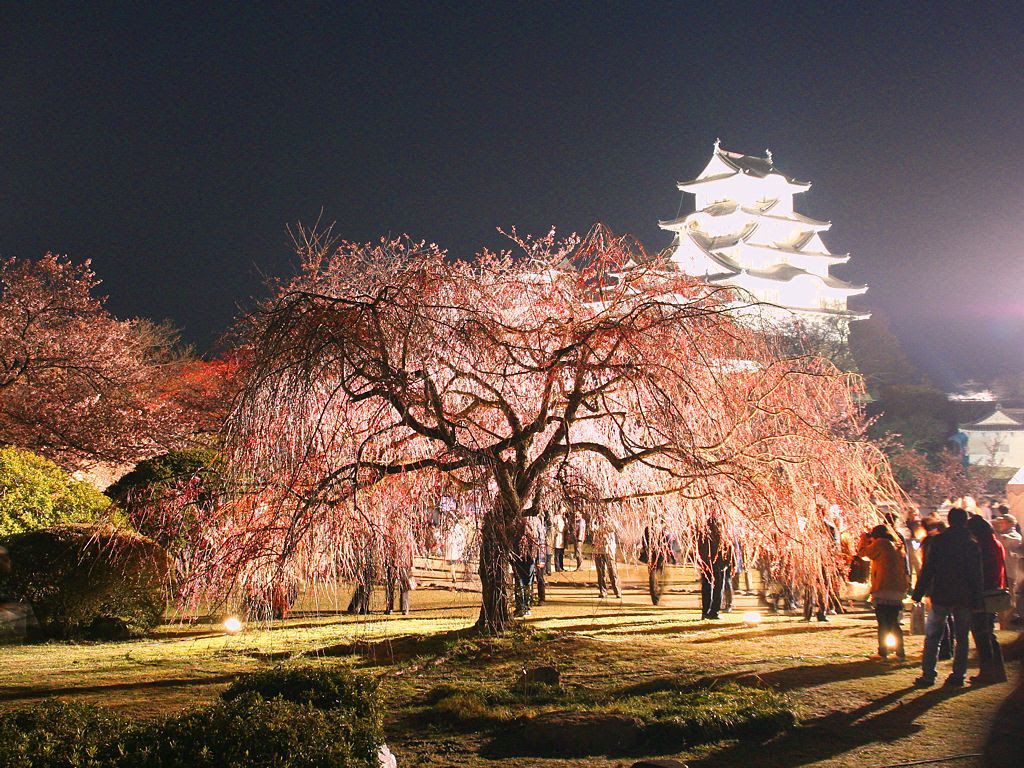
618,658,901,697
688,684,965,768
732,658,912,692
984,632,1024,768
0,673,239,702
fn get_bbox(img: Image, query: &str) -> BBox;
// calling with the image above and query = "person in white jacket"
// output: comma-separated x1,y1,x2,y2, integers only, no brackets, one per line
551,508,567,572
591,514,620,598
573,511,587,571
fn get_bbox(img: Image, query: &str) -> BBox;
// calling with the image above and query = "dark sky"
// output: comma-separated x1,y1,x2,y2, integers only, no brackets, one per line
3,2,1022,386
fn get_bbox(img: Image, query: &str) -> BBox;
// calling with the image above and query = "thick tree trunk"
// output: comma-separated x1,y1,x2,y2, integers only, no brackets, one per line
476,504,511,634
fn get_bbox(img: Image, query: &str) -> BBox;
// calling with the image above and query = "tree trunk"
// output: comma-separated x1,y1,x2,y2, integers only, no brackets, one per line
476,504,511,634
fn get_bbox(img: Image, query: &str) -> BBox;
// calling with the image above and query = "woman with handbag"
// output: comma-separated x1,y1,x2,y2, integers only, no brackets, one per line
967,515,1008,684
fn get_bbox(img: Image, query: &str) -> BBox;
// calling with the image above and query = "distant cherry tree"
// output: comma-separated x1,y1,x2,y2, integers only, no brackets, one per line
193,226,905,633
0,253,200,468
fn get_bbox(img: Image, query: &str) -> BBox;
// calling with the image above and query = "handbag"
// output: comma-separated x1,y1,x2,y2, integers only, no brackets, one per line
982,588,1012,613
910,602,926,635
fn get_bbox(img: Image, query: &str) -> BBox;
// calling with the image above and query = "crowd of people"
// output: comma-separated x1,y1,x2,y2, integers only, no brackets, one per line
503,494,1021,689
902,504,1018,686
334,489,1021,693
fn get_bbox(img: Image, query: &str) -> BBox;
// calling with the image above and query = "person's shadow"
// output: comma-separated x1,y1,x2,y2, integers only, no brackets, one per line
687,683,965,768
983,632,1024,767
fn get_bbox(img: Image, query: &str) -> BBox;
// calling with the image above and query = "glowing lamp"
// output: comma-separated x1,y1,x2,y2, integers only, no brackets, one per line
884,633,897,650
743,611,761,627
223,616,243,634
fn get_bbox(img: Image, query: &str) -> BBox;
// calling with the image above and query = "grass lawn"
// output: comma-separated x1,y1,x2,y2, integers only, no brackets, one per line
1,574,1021,768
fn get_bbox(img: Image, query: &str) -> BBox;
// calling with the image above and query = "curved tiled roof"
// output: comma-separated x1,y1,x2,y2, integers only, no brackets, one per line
962,408,1024,431
677,146,810,188
659,200,830,231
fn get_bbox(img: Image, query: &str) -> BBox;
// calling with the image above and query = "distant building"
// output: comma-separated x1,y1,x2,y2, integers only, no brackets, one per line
660,141,868,329
959,406,1024,471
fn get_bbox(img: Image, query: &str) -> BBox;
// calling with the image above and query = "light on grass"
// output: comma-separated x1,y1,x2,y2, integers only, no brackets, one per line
743,611,761,627
223,616,243,634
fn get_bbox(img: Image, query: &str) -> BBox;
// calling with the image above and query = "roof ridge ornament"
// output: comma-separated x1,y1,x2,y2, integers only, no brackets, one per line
714,137,721,152
765,148,773,164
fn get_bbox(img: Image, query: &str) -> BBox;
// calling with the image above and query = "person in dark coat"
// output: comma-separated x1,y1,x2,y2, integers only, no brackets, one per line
642,523,675,605
920,518,955,660
967,515,1008,684
511,513,543,617
911,507,983,687
697,515,729,620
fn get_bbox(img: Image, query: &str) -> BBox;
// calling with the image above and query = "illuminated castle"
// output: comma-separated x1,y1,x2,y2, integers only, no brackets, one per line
660,141,868,326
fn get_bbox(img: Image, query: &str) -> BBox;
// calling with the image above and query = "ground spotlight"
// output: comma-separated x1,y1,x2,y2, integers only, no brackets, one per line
884,633,897,650
223,616,243,634
743,611,761,627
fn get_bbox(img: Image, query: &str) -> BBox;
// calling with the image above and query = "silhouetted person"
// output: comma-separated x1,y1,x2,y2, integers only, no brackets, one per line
642,524,674,605
698,515,729,620
511,513,543,617
572,511,587,571
912,507,982,687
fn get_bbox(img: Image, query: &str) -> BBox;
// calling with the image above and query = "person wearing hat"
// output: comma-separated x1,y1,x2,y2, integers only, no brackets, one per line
858,525,910,660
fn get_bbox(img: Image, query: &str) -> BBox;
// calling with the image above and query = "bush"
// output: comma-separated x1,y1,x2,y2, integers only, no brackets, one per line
106,449,223,509
0,446,111,536
221,666,380,718
0,668,384,768
105,449,223,552
123,693,379,768
220,666,383,762
0,699,131,768
0,524,169,639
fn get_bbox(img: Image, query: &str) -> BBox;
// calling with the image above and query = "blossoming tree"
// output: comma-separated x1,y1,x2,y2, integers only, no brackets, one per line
210,225,904,633
0,253,203,469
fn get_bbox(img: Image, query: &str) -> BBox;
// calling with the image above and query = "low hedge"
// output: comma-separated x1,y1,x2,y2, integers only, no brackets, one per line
222,665,381,718
0,524,169,639
0,667,384,768
123,693,377,768
0,699,132,768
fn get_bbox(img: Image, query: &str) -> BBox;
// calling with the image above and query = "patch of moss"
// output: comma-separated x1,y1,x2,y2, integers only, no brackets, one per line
419,673,794,755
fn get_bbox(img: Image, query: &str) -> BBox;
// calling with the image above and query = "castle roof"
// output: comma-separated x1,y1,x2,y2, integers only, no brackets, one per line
679,233,865,295
961,407,1024,431
677,144,810,191
659,199,830,231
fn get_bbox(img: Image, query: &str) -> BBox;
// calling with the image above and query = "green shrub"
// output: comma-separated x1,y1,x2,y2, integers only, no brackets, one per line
0,699,131,768
221,666,380,718
0,524,169,639
122,693,379,768
107,449,223,502
220,666,383,761
0,446,111,536
0,690,383,768
105,449,223,552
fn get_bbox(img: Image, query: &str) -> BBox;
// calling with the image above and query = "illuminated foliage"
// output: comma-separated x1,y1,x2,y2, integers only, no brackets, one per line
175,225,905,633
0,254,206,468
0,446,111,536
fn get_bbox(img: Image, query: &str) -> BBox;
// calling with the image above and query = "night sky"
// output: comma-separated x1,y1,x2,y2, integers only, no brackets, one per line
3,3,1022,385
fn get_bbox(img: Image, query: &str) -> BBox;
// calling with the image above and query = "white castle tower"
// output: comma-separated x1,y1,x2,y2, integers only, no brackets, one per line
660,141,868,327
